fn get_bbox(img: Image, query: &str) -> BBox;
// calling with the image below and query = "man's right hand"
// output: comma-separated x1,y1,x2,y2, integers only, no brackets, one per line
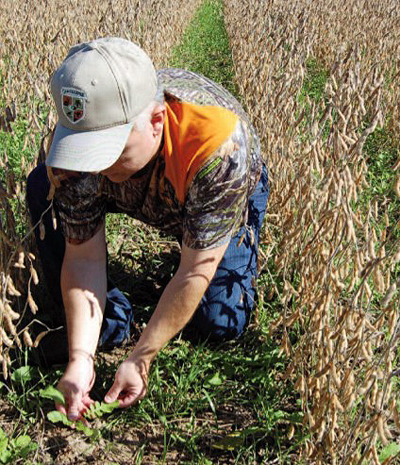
56,356,95,421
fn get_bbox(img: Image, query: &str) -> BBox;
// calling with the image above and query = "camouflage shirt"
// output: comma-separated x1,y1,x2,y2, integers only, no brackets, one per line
54,68,263,250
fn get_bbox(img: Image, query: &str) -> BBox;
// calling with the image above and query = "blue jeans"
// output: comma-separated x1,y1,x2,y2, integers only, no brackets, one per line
26,163,269,343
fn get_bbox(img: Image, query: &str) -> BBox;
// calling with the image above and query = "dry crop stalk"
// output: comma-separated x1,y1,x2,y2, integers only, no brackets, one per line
224,0,400,462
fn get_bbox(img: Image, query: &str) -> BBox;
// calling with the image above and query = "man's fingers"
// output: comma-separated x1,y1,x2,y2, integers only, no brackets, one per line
55,402,67,416
67,395,82,421
104,380,122,404
82,394,95,409
117,391,140,409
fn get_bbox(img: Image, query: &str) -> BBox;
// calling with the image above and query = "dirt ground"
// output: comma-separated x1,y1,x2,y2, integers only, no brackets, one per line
1,344,263,465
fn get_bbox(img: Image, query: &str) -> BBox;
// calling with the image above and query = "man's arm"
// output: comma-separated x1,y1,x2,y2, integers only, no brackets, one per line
56,223,107,420
104,240,229,407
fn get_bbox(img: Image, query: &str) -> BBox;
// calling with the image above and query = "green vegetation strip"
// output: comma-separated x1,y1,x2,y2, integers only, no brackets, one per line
169,0,238,96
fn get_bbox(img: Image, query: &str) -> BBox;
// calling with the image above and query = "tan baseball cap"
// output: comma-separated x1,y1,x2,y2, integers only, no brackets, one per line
46,37,158,172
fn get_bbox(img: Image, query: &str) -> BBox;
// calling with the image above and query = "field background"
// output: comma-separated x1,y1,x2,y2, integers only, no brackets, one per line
1,0,400,464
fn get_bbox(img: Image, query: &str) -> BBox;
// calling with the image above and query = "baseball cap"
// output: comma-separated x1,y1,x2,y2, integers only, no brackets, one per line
46,37,158,172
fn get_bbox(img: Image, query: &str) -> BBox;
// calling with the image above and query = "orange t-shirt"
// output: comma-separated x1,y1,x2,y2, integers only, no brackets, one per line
163,100,239,204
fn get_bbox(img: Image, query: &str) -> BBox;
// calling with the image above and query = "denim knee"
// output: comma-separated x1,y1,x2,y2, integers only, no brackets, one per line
192,284,255,342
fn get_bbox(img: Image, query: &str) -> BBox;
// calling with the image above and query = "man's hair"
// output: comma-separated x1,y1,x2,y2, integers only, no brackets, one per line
132,86,165,131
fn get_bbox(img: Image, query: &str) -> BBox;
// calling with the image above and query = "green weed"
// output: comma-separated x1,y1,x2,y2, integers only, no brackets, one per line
169,0,238,96
0,427,37,465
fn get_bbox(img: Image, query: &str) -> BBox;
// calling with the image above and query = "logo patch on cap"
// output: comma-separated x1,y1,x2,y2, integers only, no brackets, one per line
61,88,87,124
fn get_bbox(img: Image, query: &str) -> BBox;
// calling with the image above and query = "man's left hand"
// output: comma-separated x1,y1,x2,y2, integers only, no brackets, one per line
104,356,149,408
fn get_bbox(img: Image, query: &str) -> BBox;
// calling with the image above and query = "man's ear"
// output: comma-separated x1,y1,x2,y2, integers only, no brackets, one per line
150,104,166,137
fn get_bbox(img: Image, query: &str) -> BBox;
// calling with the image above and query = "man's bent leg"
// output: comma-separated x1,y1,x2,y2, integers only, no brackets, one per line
191,165,269,341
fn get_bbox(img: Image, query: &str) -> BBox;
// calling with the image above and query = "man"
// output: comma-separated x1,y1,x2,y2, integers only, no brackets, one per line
27,37,269,421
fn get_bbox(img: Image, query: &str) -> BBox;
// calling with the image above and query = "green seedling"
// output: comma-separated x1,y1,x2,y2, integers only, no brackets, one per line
41,385,119,438
0,427,37,464
379,443,400,463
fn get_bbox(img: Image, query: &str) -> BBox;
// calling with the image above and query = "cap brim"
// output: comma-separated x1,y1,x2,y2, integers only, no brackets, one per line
45,121,134,172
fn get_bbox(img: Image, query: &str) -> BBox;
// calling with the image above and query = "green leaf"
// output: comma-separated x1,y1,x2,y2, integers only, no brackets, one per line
47,411,96,438
75,421,94,437
0,437,8,454
99,400,119,413
287,412,304,424
212,432,243,451
20,444,37,459
39,386,65,405
47,411,73,426
14,435,31,449
379,442,400,462
241,427,266,437
84,400,119,419
0,448,12,464
11,366,33,384
204,372,225,386
272,410,287,421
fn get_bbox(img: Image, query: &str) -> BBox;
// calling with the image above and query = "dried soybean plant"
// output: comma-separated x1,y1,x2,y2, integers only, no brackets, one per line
225,0,400,463
0,0,202,150
0,0,201,378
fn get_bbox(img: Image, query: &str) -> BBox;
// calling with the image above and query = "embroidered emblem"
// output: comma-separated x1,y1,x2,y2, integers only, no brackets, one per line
61,88,87,124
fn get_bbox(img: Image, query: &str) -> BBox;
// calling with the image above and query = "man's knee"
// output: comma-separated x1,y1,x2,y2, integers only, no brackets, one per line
192,292,254,342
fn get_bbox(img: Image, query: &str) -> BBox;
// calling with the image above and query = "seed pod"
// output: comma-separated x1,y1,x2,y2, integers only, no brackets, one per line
51,207,57,230
23,330,33,348
381,282,397,309
3,314,16,336
7,279,21,297
390,399,400,430
278,330,290,357
295,374,306,395
307,411,316,429
27,292,38,314
392,247,400,265
332,393,344,412
0,328,13,347
285,309,300,326
33,331,47,348
362,344,372,363
30,266,39,285
345,392,356,410
377,414,389,445
288,424,295,440
2,358,8,380
364,282,372,300
14,250,25,269
39,222,45,240
317,419,326,442
14,335,22,349
4,303,19,320
394,175,400,198
284,362,295,380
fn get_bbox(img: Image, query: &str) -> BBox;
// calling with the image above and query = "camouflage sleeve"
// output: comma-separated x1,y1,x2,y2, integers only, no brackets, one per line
183,120,251,250
54,172,106,244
